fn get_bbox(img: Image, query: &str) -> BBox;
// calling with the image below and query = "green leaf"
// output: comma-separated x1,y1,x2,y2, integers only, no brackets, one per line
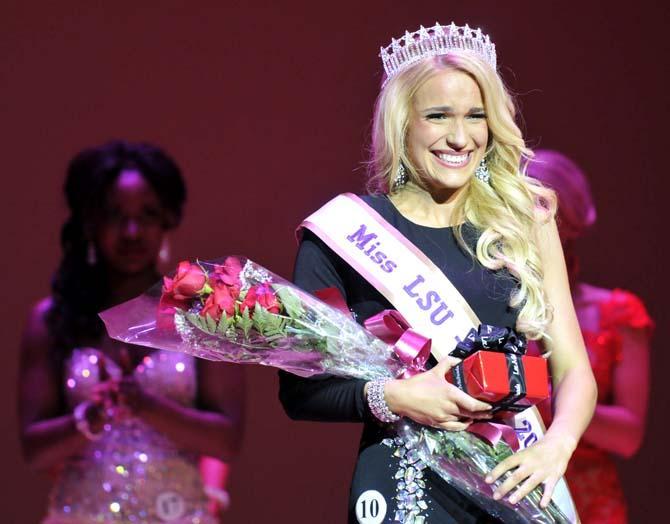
196,316,208,332
239,307,253,338
217,314,230,335
252,302,290,337
274,285,304,319
252,303,270,333
205,314,217,333
186,312,205,331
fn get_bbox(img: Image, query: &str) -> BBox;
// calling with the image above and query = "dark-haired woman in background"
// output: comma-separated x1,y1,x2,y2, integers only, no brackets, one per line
19,141,245,524
528,150,653,524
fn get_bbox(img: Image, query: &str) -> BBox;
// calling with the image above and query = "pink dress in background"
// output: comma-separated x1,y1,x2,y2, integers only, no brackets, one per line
43,348,219,524
565,290,653,524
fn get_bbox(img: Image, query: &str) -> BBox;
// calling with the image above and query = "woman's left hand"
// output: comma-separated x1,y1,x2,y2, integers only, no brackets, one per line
115,375,155,415
485,433,576,507
113,347,155,415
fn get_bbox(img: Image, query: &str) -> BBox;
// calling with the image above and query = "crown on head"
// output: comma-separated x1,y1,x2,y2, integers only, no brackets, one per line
379,22,497,87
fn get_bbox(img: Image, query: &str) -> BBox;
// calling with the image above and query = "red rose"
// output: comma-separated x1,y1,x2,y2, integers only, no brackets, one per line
238,286,257,314
209,257,243,289
157,292,189,331
200,282,238,322
239,283,280,315
163,261,207,300
256,284,281,313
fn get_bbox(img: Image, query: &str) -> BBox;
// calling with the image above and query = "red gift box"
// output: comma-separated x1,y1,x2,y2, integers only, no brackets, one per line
446,350,549,416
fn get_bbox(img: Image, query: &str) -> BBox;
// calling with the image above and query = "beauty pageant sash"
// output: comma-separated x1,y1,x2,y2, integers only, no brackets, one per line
298,193,579,523
300,193,480,361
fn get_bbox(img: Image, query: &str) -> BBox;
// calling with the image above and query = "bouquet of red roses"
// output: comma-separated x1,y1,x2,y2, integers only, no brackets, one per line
100,257,571,524
102,257,400,380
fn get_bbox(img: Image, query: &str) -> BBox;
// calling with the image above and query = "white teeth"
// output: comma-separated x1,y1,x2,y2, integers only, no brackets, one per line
437,152,469,165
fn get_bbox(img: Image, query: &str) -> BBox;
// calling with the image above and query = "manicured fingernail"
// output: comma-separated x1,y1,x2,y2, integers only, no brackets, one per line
493,492,501,500
485,476,492,483
509,496,517,504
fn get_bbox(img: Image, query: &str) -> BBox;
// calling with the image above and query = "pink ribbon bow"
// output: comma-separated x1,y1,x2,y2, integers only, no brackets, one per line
468,421,520,452
364,310,432,379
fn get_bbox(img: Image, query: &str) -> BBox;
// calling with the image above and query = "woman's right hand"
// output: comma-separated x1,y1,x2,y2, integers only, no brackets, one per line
86,356,120,430
76,399,110,434
383,356,492,431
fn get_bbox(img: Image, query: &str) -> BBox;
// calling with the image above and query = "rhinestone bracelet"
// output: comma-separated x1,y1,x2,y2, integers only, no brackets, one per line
367,379,400,423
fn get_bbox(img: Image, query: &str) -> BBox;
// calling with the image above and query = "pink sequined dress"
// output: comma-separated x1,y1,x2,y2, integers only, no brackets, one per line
42,348,218,524
565,289,653,524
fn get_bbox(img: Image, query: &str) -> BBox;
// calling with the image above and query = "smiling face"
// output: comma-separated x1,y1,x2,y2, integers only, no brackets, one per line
95,169,166,275
405,68,489,196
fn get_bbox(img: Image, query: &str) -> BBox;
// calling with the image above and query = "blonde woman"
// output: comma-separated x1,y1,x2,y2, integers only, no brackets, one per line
280,23,596,523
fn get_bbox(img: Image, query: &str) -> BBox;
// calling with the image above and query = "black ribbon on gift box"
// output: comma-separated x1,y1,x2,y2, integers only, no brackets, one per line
449,325,529,413
450,324,527,359
496,353,528,413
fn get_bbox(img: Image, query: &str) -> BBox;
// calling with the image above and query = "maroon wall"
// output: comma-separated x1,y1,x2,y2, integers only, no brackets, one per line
3,2,668,522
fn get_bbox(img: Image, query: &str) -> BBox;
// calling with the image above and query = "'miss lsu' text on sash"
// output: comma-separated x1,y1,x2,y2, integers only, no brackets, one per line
301,193,479,361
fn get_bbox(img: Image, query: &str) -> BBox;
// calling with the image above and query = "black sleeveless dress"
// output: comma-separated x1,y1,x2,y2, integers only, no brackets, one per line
279,195,525,523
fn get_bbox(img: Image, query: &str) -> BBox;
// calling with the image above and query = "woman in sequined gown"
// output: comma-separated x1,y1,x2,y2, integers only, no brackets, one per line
528,150,653,524
19,141,245,524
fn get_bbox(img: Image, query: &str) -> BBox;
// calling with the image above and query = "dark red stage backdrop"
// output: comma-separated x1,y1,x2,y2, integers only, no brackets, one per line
3,2,668,522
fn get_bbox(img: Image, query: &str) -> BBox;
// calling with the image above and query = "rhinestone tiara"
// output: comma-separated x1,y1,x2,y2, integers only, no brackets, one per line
379,22,497,87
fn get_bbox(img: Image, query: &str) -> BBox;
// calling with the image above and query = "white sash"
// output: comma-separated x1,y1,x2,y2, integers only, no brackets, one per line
300,193,579,523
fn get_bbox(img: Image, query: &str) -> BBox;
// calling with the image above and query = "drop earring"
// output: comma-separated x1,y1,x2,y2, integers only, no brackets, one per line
474,157,491,184
159,237,170,265
393,163,409,191
86,242,97,266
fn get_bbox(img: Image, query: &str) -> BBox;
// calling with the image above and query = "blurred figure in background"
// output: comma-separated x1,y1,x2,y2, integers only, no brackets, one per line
528,149,653,524
19,140,245,523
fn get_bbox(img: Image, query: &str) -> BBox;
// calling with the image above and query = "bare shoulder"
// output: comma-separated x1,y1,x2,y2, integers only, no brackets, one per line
576,283,613,304
21,296,54,357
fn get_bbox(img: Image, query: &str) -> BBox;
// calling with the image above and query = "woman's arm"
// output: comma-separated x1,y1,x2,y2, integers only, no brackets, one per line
541,217,598,449
580,325,650,457
279,372,369,422
278,231,371,422
18,299,100,471
118,359,246,461
487,218,597,506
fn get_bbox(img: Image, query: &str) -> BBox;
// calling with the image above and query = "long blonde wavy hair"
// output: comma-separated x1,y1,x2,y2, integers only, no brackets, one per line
367,51,556,339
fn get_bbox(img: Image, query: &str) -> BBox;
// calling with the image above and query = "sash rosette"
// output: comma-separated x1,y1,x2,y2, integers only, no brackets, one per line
101,256,570,523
